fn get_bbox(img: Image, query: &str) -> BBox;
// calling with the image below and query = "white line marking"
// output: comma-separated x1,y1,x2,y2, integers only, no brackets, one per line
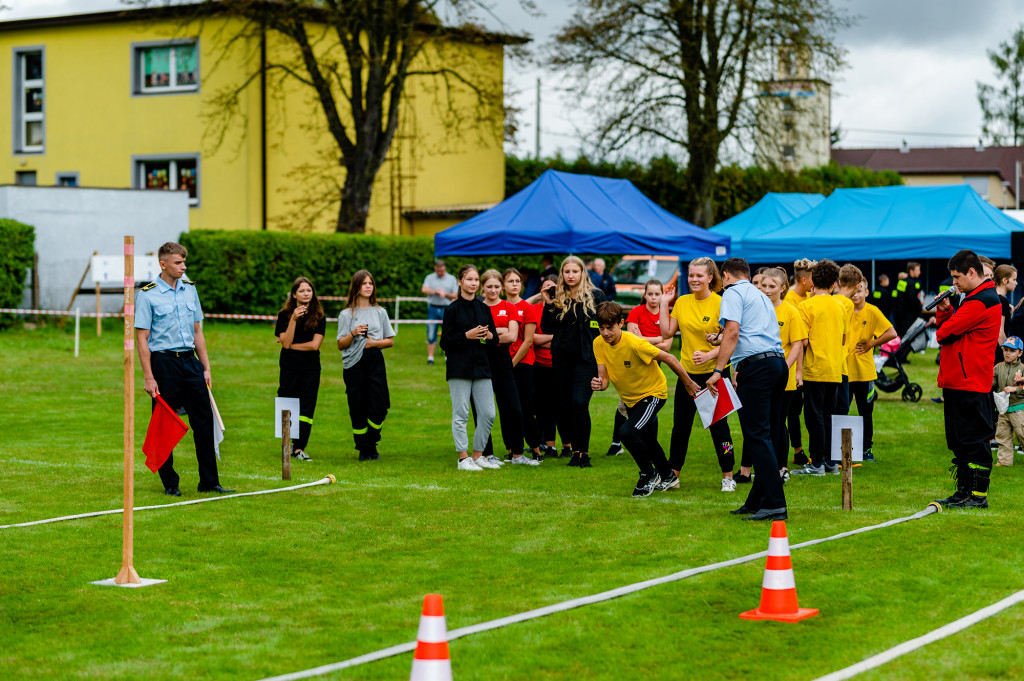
810,589,1024,681
253,505,941,681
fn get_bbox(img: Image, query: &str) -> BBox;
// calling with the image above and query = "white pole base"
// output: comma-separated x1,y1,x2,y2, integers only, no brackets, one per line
91,577,167,588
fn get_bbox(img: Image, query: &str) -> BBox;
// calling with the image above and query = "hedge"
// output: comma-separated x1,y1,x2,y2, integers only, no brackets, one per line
0,219,35,327
177,231,570,316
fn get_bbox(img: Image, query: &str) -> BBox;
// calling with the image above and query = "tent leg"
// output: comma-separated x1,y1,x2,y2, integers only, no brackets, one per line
871,260,876,287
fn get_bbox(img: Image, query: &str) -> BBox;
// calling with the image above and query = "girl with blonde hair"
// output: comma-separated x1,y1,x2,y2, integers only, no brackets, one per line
541,255,607,467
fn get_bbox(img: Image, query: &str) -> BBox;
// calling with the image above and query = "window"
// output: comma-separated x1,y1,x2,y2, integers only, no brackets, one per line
14,48,44,152
134,155,199,206
56,172,79,187
15,170,37,185
134,41,198,94
964,175,989,200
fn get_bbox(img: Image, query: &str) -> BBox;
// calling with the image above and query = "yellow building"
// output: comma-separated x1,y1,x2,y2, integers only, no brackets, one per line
0,6,520,235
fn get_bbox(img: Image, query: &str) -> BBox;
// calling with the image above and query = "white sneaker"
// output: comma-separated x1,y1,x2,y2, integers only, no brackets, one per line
458,457,483,471
510,455,541,466
486,455,505,467
721,476,737,492
474,456,501,469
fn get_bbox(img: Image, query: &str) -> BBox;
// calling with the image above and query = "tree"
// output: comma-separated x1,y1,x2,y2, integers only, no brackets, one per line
132,0,528,233
550,0,849,227
978,24,1024,147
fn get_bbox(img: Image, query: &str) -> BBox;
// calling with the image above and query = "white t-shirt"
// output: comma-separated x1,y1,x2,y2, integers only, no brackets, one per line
422,272,459,307
337,306,395,369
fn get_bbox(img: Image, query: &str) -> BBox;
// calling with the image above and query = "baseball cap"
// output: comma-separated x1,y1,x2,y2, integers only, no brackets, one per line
1001,336,1023,351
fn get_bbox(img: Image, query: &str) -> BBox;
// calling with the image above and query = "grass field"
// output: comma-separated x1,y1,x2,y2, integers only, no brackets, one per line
2,320,1023,680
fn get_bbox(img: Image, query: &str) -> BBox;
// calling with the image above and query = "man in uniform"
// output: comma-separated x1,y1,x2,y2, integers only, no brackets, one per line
893,261,924,337
135,242,233,497
871,273,892,321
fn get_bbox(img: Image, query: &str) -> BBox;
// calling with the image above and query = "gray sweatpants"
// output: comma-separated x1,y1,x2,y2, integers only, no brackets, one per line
449,378,495,453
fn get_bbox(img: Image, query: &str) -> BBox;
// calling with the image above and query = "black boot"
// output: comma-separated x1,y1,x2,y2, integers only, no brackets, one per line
950,466,989,509
936,463,970,506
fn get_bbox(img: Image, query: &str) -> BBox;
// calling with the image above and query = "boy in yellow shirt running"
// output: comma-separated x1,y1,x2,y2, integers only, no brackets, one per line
593,302,700,497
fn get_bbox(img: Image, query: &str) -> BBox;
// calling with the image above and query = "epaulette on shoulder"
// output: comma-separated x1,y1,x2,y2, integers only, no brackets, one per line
141,282,157,291
184,280,197,286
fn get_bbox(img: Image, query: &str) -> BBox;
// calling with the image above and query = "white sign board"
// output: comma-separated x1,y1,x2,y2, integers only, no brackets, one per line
830,415,864,462
274,397,301,439
90,255,161,284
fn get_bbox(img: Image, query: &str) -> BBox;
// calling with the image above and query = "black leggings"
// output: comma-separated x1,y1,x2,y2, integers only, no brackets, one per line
849,380,875,449
620,397,671,478
553,351,597,453
788,385,804,451
473,350,524,456
774,390,796,469
278,365,321,452
670,372,734,473
513,362,542,449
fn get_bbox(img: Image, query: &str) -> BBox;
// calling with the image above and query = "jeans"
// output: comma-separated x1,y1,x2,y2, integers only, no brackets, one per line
427,305,446,345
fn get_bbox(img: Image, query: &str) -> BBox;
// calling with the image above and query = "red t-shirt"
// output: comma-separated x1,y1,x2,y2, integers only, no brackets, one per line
626,304,662,338
509,299,538,365
486,299,518,345
532,302,552,367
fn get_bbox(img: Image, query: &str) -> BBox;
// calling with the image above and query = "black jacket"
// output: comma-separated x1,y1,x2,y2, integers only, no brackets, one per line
440,296,498,380
542,289,607,363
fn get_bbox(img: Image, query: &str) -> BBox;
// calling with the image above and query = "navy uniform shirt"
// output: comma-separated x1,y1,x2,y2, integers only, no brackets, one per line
135,276,204,352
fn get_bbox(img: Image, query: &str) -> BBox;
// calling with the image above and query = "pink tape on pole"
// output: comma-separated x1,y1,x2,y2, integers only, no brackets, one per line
124,277,134,287
124,304,134,316
125,338,134,351
124,243,135,255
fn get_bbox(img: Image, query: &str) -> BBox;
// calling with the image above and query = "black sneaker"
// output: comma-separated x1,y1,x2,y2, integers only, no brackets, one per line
531,450,545,463
632,472,661,497
793,449,809,466
560,445,572,459
566,453,582,467
654,472,679,491
605,443,623,457
733,471,753,484
949,494,989,509
863,448,875,462
578,453,593,468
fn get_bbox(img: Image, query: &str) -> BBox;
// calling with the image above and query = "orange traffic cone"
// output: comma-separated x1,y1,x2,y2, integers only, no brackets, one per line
410,594,453,681
739,520,819,622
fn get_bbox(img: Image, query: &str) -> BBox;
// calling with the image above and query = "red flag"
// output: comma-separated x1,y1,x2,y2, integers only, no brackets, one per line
143,394,189,472
713,378,742,424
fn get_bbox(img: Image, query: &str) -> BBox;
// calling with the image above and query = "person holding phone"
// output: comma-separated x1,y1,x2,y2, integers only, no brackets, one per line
276,276,326,462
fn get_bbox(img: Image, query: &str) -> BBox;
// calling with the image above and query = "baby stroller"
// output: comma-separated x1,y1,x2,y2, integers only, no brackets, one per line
874,317,928,402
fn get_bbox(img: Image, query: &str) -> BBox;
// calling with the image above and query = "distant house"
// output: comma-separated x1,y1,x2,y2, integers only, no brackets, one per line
831,145,1024,210
0,6,522,235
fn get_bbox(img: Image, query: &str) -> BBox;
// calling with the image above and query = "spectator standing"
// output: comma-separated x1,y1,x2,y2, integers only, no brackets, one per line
934,250,1002,508
421,259,459,366
275,276,326,462
871,273,892,320
849,279,896,462
893,261,924,337
589,258,617,300
337,270,395,461
504,268,545,460
993,336,1024,467
833,264,862,416
785,258,816,465
532,275,568,458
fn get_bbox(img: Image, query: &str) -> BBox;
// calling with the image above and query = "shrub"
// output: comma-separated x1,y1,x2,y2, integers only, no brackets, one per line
0,219,35,327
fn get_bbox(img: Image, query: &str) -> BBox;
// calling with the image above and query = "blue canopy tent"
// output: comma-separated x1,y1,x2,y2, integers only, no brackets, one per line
740,185,1024,263
434,170,730,258
710,192,824,259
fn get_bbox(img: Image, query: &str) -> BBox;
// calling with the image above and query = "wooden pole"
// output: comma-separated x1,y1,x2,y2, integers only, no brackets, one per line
282,410,292,481
115,236,141,585
96,281,102,337
74,307,80,358
841,428,853,511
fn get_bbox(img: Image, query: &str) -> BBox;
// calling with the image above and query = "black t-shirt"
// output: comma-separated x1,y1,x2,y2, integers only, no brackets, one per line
275,310,326,371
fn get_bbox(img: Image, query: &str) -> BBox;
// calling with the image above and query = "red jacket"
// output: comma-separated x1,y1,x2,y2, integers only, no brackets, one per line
936,279,1001,392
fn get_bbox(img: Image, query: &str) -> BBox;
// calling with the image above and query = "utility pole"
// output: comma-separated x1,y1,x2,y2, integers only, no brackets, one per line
535,77,541,159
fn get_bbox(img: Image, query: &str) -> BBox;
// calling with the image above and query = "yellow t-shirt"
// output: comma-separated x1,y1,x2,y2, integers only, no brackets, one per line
593,331,667,408
775,301,808,391
784,289,810,309
834,294,854,376
848,303,893,382
800,294,848,383
670,293,722,374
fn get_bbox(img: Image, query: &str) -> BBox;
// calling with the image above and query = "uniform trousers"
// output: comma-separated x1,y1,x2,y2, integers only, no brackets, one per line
552,350,597,453
736,355,788,512
151,351,220,491
342,348,390,452
277,364,320,452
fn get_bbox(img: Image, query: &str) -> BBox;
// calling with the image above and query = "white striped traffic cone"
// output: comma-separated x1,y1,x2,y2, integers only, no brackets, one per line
739,520,819,622
410,594,453,681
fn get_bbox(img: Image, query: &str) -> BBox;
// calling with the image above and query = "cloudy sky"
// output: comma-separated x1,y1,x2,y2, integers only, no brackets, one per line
6,0,1020,159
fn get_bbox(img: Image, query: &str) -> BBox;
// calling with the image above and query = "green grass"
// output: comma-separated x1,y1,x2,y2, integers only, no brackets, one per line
2,320,1023,680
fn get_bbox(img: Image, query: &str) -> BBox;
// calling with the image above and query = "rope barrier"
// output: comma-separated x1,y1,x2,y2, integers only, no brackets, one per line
0,309,442,324
254,504,942,681
0,475,337,530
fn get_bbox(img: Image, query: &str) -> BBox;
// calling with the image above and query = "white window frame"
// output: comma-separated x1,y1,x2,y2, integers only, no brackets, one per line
132,40,199,95
13,47,44,154
132,154,200,207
